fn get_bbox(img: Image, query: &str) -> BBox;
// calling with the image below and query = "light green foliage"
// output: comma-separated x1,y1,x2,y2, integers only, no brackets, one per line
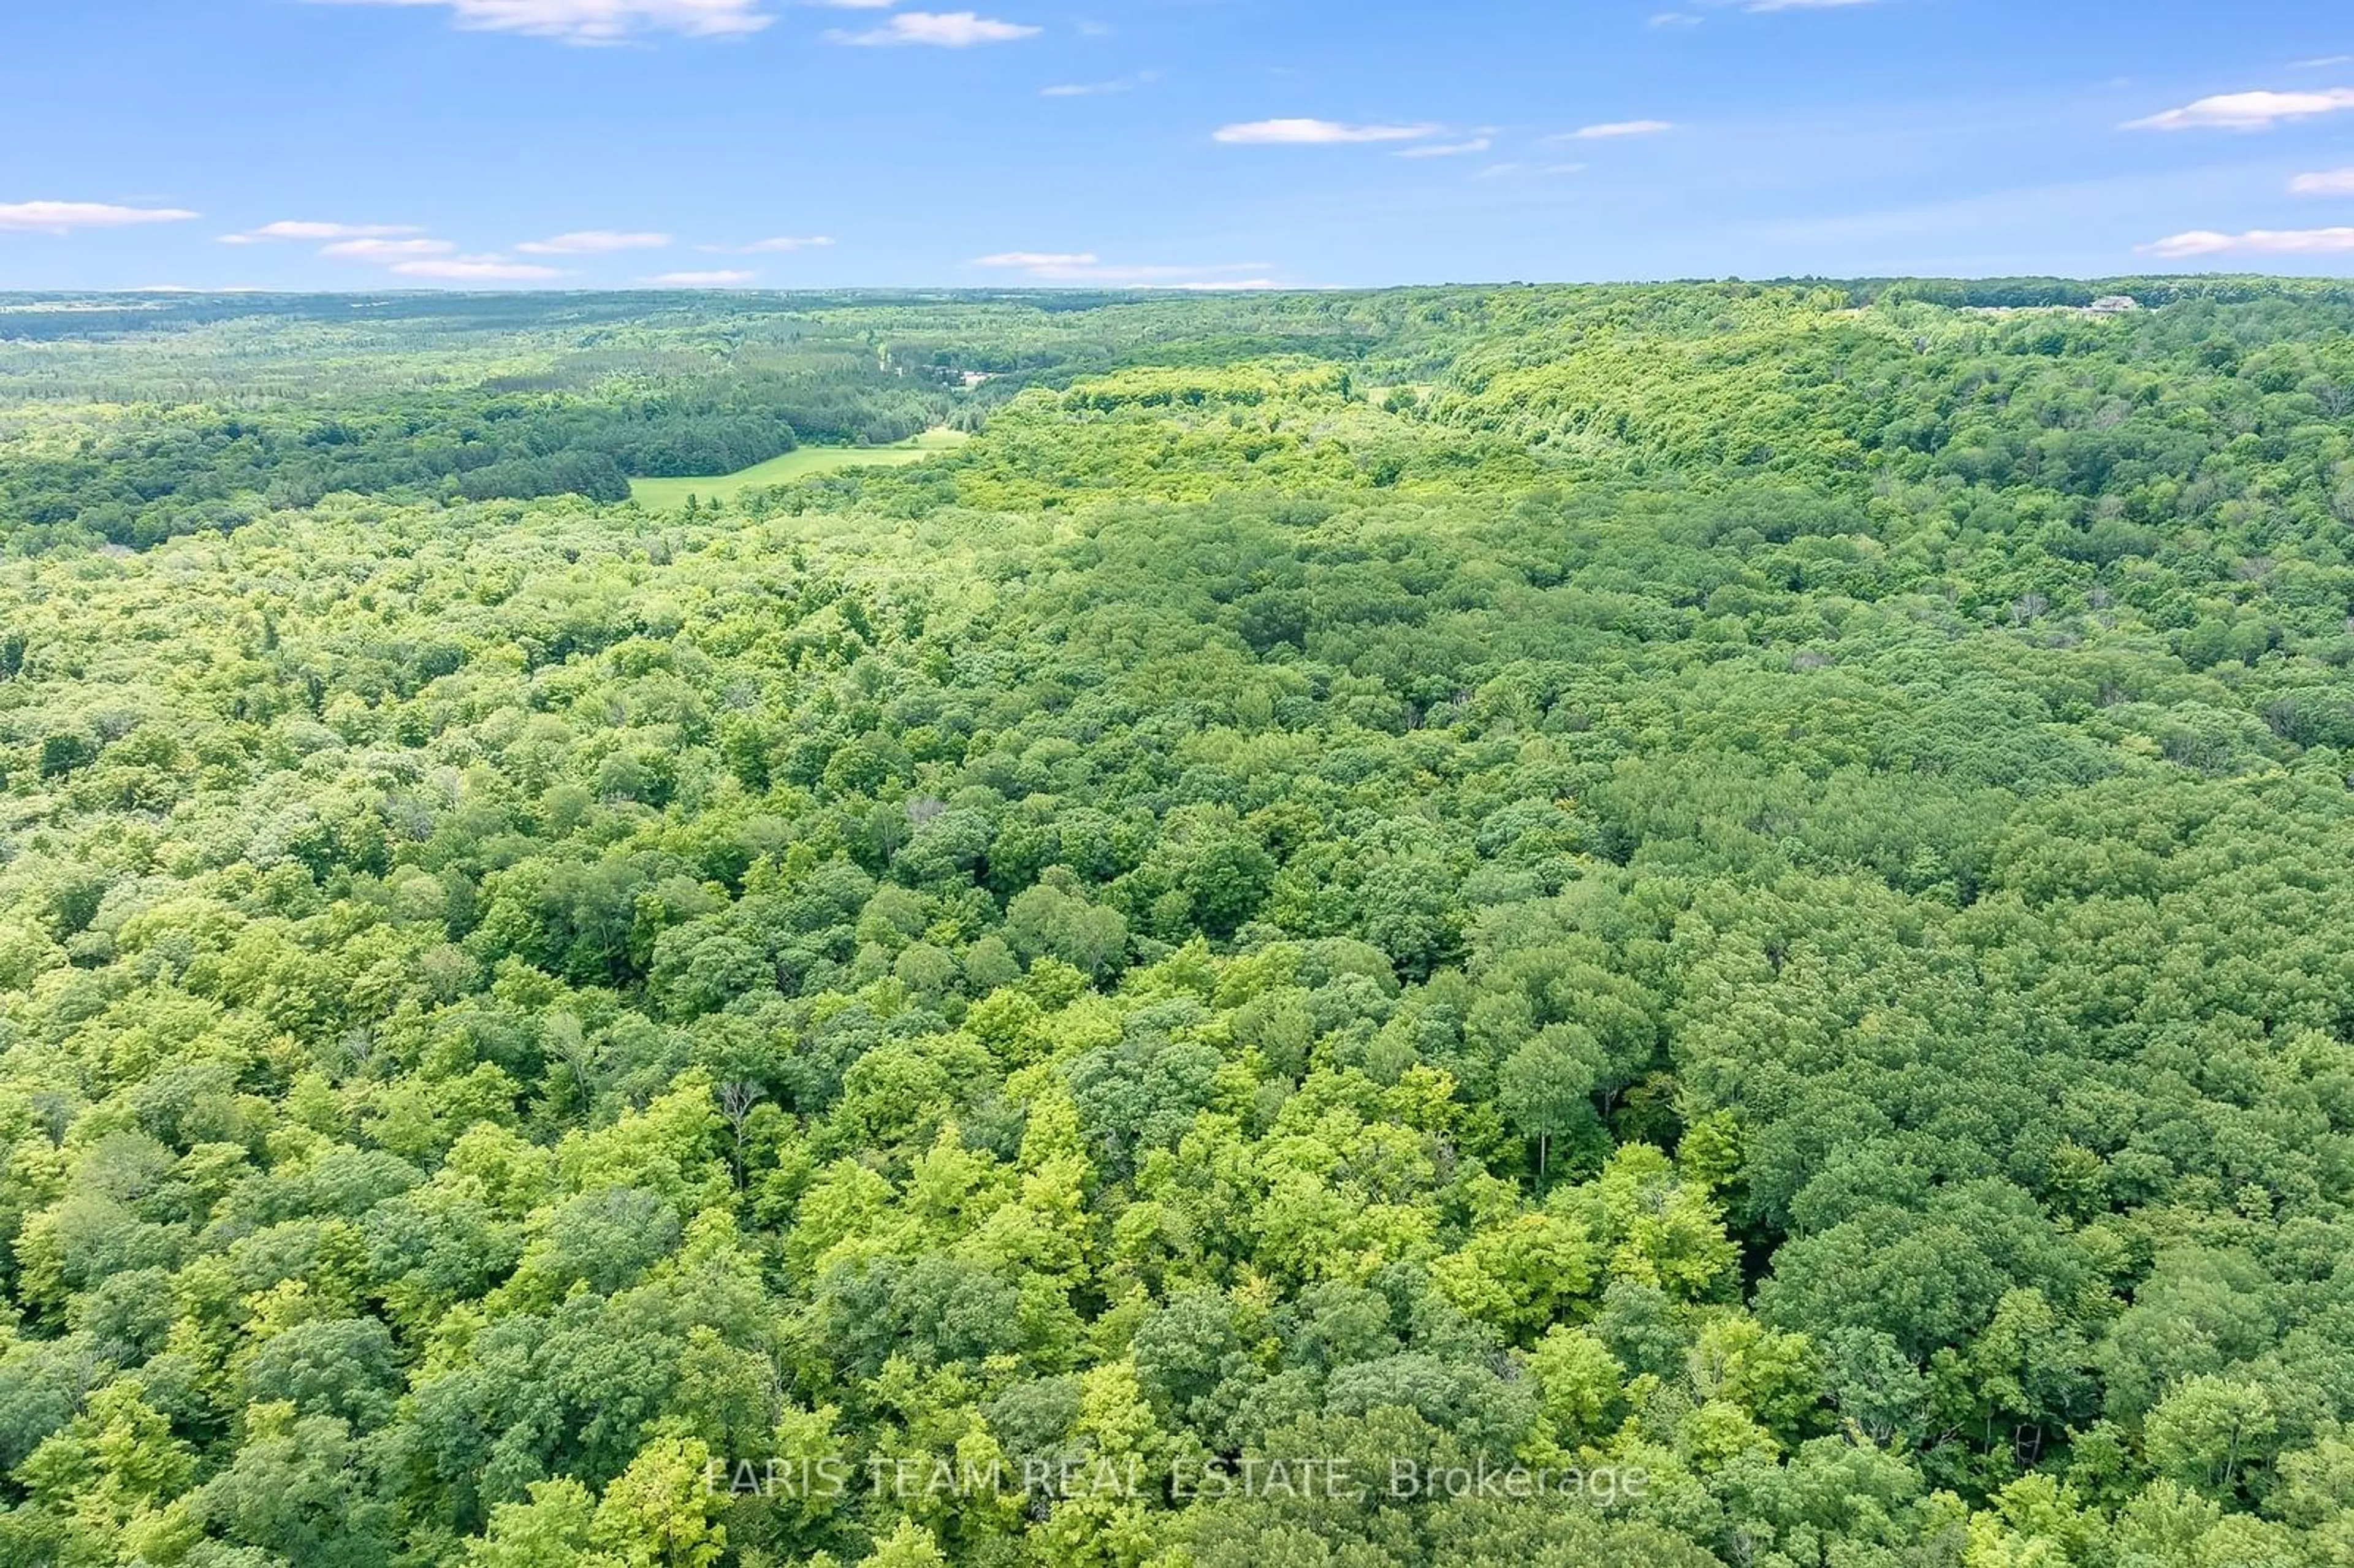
0,278,2350,1564
465,1479,597,1568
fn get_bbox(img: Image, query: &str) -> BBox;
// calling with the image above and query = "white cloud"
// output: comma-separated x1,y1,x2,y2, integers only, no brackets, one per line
2125,88,2354,132
1559,118,1674,140
1042,72,1157,96
2291,167,2354,195
1062,264,1215,281
516,229,671,254
299,0,771,44
321,237,459,259
1213,118,1439,145
0,200,200,234
221,219,424,245
1396,137,1493,159
2294,55,2354,69
828,10,1038,45
702,234,834,253
970,251,1271,287
973,251,1099,270
389,254,567,280
645,269,758,284
1475,161,1585,180
1650,11,1702,25
2144,226,2354,257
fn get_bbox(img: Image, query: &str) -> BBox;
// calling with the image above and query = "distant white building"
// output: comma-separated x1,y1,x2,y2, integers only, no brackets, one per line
2087,295,2141,315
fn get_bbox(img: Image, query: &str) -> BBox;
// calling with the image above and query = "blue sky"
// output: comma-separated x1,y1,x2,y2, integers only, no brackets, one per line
2,0,2352,289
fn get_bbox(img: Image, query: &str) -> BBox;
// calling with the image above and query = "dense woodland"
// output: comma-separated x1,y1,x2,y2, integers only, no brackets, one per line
1,280,2353,1567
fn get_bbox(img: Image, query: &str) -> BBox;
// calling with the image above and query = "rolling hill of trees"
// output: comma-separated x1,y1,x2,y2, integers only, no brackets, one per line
1,282,2352,1567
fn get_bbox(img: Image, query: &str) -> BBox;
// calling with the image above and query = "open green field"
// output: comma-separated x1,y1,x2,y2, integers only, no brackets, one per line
628,426,968,508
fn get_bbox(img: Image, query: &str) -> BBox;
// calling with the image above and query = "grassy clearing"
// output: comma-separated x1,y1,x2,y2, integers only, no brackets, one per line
629,427,968,508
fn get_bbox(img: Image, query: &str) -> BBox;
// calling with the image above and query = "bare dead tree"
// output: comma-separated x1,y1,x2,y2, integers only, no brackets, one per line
718,1079,768,1190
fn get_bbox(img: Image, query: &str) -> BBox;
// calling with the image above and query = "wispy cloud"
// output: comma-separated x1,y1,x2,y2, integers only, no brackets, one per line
1555,118,1674,140
321,237,458,259
828,10,1038,45
2293,55,2354,69
299,0,772,44
221,219,423,245
1213,118,1440,145
2144,226,2354,257
0,200,200,234
216,224,473,271
2125,88,2354,131
1042,70,1157,97
972,250,1097,270
1396,136,1493,159
390,254,567,280
702,235,834,253
970,251,1272,287
516,230,671,254
2291,167,2354,195
1664,0,1872,17
1476,162,1586,180
644,268,758,285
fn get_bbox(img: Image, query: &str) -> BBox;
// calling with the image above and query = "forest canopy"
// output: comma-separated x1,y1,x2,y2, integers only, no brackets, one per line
1,280,2353,1568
